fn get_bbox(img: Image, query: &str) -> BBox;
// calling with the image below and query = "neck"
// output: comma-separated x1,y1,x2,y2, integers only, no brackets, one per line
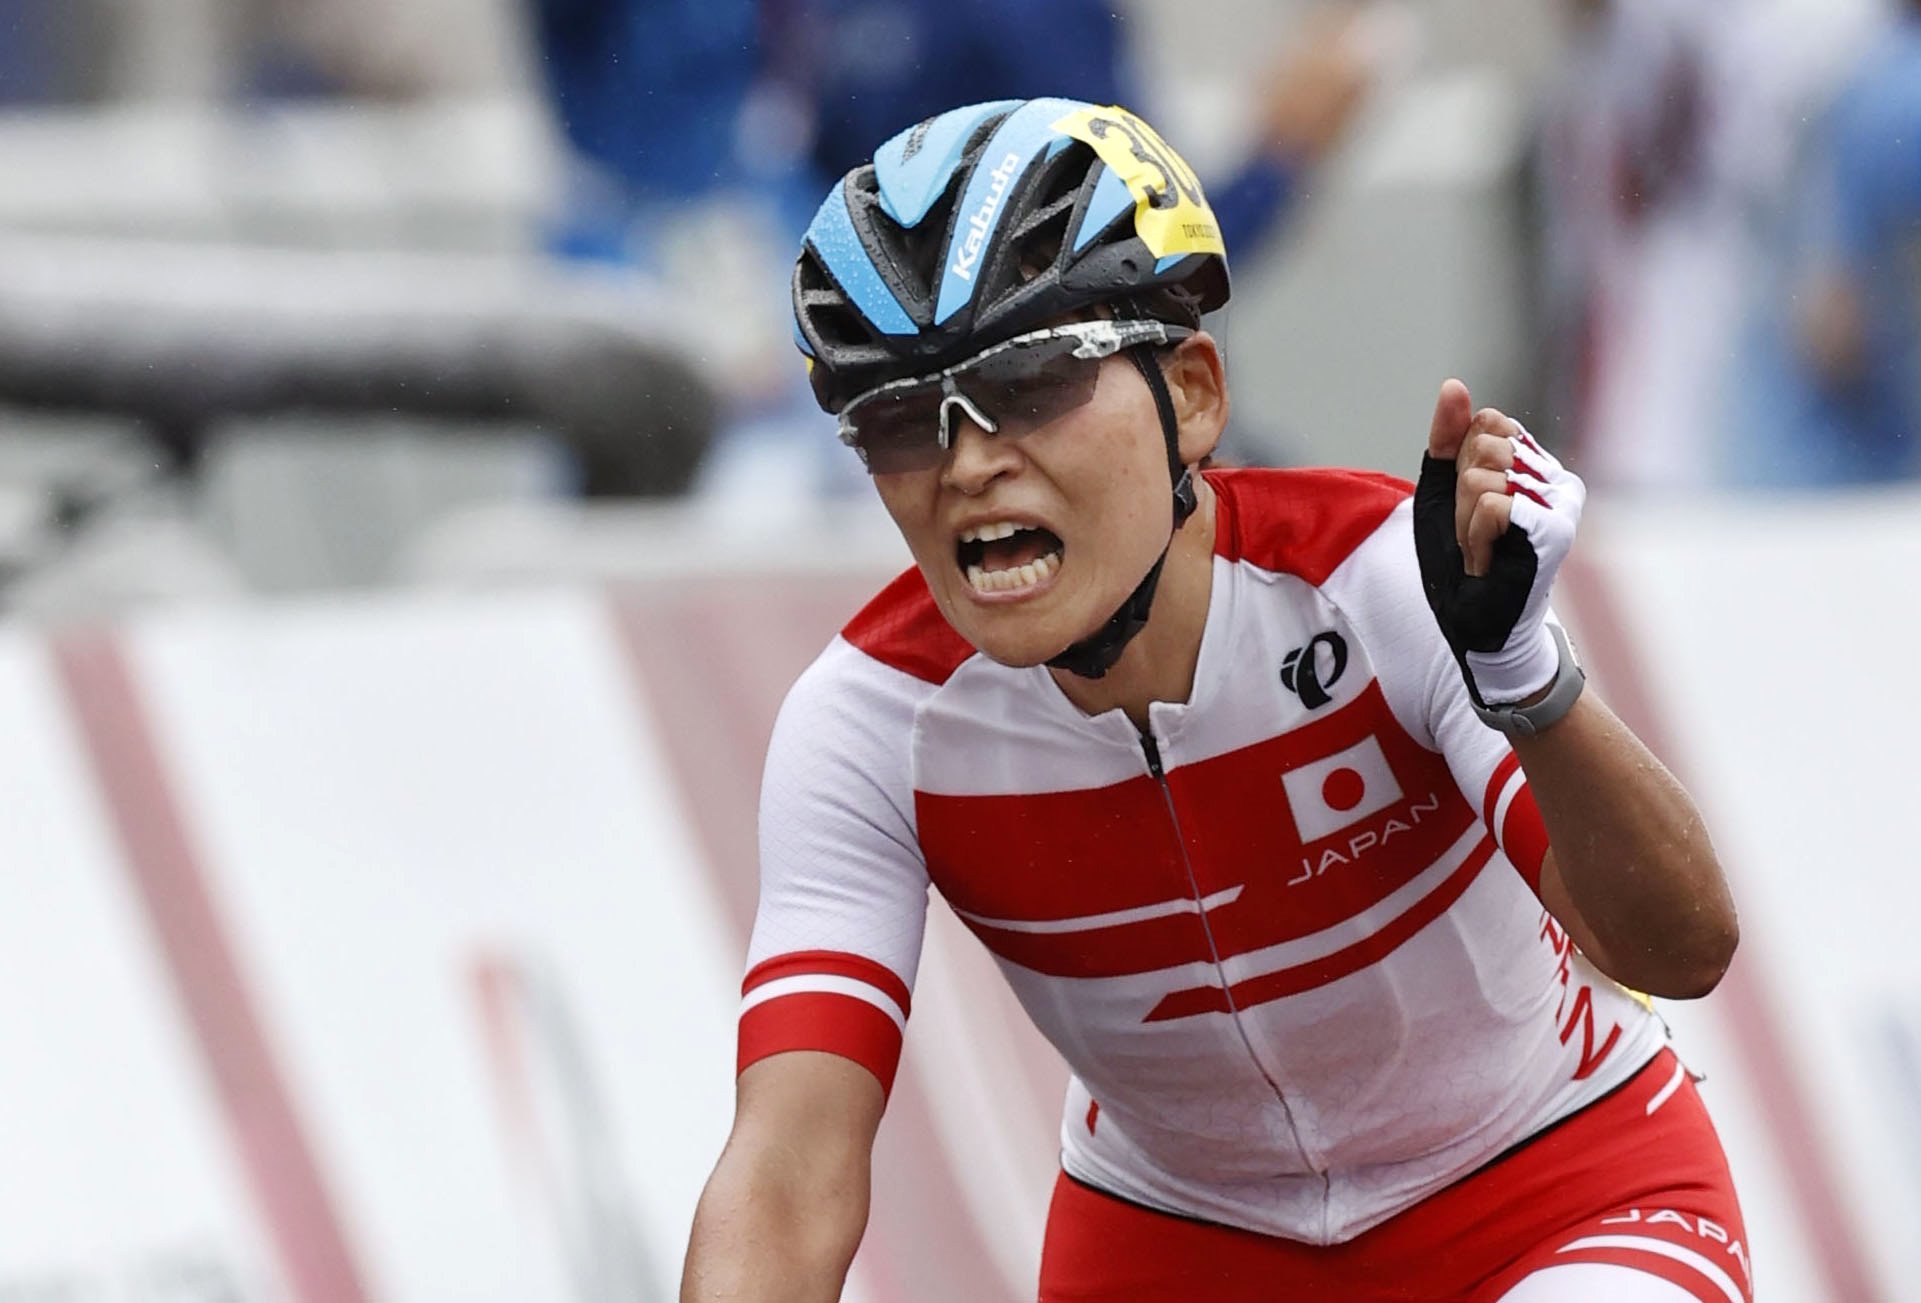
1050,475,1218,731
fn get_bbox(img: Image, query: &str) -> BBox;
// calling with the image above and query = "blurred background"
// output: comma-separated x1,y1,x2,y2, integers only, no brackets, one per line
0,0,1917,1299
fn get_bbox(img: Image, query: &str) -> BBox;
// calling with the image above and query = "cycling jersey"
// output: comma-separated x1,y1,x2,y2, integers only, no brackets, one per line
738,466,1667,1246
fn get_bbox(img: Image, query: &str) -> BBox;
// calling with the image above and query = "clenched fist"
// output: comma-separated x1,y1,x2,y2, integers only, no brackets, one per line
1413,379,1584,713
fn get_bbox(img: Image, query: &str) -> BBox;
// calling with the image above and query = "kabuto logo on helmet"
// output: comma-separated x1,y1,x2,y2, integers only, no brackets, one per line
949,152,1023,284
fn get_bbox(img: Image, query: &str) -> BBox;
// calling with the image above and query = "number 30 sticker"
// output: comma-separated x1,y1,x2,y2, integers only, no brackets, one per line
1053,105,1226,260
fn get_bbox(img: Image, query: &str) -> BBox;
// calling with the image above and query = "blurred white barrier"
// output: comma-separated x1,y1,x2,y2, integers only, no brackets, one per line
0,102,553,250
0,485,1916,1300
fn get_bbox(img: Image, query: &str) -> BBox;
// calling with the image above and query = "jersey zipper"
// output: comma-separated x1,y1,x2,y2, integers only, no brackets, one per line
1137,725,1327,1193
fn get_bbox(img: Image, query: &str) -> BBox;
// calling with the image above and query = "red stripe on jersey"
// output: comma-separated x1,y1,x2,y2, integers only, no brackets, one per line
1501,785,1550,894
841,568,974,685
921,683,1476,980
1145,834,1497,1021
738,993,907,1095
1482,751,1522,834
961,909,1211,980
1548,1246,1735,1301
1206,467,1411,585
743,949,913,1018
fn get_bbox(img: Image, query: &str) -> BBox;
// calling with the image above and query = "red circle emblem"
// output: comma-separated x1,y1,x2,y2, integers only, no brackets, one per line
1321,767,1366,812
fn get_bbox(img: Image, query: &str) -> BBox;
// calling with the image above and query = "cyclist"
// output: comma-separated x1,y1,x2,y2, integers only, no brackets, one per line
682,97,1748,1302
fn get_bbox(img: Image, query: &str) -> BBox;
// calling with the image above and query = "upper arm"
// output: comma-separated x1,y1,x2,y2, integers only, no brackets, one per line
686,647,931,1301
740,640,933,1098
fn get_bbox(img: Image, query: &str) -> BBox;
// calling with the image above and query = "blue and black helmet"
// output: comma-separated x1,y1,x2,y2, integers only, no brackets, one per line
793,97,1231,413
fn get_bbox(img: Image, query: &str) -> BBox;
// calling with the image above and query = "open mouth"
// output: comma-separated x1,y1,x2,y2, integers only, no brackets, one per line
955,521,1065,595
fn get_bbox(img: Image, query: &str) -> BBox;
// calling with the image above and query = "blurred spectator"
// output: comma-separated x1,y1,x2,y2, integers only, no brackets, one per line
0,0,97,103
1728,0,1921,487
1532,0,1714,486
0,0,522,104
530,0,1379,506
788,0,1374,260
535,0,1375,270
534,0,787,254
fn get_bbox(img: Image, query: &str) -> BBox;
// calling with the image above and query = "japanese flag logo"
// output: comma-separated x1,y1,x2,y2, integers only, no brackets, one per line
1281,737,1404,843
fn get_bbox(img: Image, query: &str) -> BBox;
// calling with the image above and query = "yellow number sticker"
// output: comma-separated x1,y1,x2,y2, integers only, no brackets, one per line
1052,105,1225,260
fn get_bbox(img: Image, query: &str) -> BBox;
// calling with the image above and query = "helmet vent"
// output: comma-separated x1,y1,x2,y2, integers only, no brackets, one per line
1009,143,1093,278
795,254,879,350
1010,199,1073,281
807,299,873,350
854,163,955,317
900,117,934,163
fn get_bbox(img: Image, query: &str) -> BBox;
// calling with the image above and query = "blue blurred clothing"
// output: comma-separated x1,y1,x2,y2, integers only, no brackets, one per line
801,0,1295,257
800,0,1129,177
0,1,70,103
532,0,1298,263
1731,16,1921,486
535,0,764,205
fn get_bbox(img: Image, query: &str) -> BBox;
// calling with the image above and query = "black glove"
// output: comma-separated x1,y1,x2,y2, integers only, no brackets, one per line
1412,428,1584,708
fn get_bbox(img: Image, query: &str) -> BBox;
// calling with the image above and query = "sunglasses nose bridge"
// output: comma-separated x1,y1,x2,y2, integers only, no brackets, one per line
937,382,998,451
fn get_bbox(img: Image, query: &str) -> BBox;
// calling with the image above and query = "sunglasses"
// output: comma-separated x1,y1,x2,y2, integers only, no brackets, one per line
836,319,1194,475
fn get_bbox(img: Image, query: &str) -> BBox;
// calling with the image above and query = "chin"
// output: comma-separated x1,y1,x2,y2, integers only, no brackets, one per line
923,564,1109,671
972,637,1058,670
948,606,1089,670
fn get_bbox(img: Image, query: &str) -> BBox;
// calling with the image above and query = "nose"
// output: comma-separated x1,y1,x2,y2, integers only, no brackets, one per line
940,409,1021,495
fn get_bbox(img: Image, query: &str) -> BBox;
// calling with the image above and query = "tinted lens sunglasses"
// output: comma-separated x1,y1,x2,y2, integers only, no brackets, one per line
837,320,1193,475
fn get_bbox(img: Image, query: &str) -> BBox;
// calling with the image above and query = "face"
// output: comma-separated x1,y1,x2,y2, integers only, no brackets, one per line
868,337,1225,667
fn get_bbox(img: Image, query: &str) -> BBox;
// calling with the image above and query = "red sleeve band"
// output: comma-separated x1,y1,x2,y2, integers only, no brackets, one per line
743,949,913,1015
738,994,906,1096
1482,750,1548,895
1500,785,1550,895
737,950,912,1097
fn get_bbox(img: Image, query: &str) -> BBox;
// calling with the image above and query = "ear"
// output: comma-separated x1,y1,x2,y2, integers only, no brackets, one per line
1163,332,1230,466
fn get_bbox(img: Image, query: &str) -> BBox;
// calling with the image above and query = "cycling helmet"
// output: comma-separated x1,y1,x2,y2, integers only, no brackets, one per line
793,98,1232,679
794,97,1230,413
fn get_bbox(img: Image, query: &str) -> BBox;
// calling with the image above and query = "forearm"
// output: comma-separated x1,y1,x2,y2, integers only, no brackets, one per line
1516,691,1738,998
681,1136,870,1301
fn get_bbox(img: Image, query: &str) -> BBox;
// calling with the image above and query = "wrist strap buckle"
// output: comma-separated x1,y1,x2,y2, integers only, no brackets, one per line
1472,624,1585,737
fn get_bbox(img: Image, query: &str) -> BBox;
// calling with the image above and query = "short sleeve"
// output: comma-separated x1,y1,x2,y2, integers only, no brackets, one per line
1322,500,1553,893
740,637,933,1096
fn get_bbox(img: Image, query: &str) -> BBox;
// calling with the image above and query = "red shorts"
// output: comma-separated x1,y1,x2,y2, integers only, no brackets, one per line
1038,1049,1751,1302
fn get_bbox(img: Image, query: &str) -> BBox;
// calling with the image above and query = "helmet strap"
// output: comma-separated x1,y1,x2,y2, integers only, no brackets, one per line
1045,346,1196,680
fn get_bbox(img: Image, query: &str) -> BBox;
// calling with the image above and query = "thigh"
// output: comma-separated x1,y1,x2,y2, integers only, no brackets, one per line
1479,1069,1752,1303
1037,1173,1296,1303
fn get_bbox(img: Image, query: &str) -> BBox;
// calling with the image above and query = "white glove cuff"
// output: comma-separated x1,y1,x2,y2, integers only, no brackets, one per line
1464,623,1560,705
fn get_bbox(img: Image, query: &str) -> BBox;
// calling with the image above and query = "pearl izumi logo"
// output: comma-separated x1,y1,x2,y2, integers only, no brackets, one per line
949,152,1022,283
1281,631,1348,710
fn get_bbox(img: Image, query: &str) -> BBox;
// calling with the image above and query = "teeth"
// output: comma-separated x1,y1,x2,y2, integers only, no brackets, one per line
960,520,1025,544
965,549,1064,595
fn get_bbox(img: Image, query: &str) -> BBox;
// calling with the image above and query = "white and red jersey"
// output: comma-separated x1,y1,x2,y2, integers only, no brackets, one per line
738,467,1665,1246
